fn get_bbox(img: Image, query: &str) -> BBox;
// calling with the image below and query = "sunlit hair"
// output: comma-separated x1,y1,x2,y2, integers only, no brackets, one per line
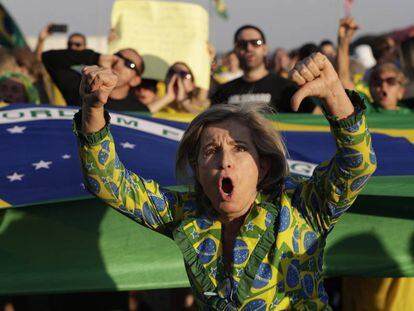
369,63,407,86
176,102,289,204
0,48,17,73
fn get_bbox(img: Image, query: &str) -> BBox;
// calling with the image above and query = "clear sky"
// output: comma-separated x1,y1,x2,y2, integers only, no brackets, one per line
3,0,414,52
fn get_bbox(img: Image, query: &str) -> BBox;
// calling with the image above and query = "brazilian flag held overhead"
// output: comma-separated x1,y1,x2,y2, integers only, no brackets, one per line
0,3,27,48
212,0,228,19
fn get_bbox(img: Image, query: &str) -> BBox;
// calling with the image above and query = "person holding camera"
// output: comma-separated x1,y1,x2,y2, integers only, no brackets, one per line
35,24,85,60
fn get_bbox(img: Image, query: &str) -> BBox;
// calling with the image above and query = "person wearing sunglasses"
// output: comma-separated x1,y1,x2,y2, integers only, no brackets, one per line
367,63,413,113
145,62,209,113
67,33,86,51
211,25,317,113
36,26,87,59
42,46,147,111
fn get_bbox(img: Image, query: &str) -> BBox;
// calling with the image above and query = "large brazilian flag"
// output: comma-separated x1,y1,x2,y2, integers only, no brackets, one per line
0,3,27,48
0,104,413,294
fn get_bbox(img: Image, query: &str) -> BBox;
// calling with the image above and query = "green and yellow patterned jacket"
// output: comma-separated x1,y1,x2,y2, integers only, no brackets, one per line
74,93,376,310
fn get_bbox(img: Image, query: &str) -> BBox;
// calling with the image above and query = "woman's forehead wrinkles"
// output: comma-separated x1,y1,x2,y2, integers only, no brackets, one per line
201,130,242,146
199,119,253,147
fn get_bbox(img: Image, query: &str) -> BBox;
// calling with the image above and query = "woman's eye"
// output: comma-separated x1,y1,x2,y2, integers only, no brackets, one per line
235,145,247,152
205,148,216,156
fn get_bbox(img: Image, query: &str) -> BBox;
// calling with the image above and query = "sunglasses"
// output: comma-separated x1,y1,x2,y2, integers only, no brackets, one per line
371,76,401,87
168,69,192,80
68,42,83,48
235,39,264,50
115,52,142,76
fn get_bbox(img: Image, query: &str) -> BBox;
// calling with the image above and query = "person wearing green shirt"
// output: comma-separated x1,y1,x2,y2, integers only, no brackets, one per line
367,62,413,114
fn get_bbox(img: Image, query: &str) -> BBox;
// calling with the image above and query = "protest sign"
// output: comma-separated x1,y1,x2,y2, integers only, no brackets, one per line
109,0,210,89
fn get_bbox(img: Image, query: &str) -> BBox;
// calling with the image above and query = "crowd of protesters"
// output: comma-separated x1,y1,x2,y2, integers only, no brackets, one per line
1,18,414,116
1,15,414,311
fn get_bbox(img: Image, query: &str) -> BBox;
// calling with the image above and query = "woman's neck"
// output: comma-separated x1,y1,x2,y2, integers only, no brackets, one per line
221,216,245,274
222,215,245,235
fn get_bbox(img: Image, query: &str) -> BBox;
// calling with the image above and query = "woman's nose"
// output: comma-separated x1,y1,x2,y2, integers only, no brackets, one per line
219,151,233,169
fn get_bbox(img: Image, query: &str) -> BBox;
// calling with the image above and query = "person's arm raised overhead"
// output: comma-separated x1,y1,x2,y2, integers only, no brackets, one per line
289,52,377,234
337,17,359,90
74,66,185,233
80,66,113,133
290,52,354,118
35,23,52,61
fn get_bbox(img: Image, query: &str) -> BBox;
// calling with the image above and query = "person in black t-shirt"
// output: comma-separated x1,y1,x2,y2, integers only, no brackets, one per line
42,48,148,111
211,25,316,113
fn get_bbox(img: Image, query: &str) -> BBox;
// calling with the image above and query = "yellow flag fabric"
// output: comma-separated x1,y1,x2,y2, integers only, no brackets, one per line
109,0,210,90
342,277,414,311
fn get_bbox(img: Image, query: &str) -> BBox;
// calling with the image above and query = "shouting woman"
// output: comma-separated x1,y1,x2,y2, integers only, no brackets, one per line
74,53,376,310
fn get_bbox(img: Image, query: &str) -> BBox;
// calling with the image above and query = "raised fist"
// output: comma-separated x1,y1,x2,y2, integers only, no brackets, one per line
338,17,359,43
80,66,118,107
289,52,353,118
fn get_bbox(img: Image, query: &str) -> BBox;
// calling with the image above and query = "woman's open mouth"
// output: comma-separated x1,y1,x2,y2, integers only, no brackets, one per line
220,177,234,199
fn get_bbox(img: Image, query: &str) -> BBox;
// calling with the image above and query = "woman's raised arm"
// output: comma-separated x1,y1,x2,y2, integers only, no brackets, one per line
74,66,188,233
288,53,377,234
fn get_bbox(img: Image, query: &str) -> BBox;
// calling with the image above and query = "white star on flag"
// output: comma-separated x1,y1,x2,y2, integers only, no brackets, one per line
236,268,244,277
7,172,24,182
32,160,53,170
120,142,136,149
85,162,94,171
191,229,199,239
244,221,254,231
6,125,27,134
210,267,217,278
62,154,71,159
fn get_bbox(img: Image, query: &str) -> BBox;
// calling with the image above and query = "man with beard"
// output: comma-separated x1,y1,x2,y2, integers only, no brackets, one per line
211,25,316,113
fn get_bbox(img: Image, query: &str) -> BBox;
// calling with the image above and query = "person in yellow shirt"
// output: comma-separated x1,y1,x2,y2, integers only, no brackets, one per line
74,53,376,309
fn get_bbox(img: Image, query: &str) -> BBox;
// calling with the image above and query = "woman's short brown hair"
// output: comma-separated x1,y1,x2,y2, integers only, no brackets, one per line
369,63,407,86
176,103,288,201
